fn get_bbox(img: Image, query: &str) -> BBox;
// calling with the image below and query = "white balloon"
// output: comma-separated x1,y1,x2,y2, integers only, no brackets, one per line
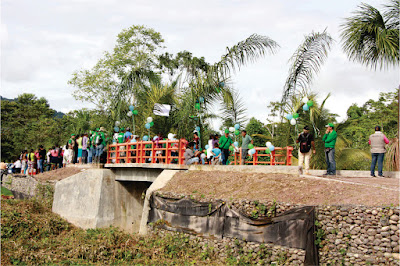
229,127,235,132
115,121,120,126
147,117,153,123
200,153,206,159
127,111,132,117
248,150,252,155
302,96,308,103
290,118,297,125
266,142,272,147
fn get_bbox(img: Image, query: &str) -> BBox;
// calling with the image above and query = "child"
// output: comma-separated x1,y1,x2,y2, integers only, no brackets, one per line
211,143,222,165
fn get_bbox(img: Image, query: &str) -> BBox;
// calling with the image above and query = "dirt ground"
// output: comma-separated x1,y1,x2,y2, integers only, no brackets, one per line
160,171,400,207
33,167,88,182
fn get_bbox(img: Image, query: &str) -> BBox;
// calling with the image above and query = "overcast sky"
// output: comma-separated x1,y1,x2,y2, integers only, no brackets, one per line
1,0,399,129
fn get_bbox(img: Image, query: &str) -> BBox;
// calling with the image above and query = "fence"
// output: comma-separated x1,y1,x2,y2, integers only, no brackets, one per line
107,140,293,166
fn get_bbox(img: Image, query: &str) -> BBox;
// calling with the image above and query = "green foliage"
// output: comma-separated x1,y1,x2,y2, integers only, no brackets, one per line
340,0,399,69
245,117,269,147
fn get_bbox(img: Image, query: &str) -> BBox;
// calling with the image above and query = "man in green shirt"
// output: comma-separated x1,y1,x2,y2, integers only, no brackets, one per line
241,130,253,165
219,129,234,165
322,123,337,175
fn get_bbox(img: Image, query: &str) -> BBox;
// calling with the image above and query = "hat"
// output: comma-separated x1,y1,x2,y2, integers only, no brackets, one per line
303,126,310,130
224,129,229,134
325,123,334,128
71,134,75,136
96,128,100,131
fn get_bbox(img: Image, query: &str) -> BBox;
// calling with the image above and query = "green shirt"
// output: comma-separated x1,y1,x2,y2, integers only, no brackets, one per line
117,132,124,143
241,134,252,149
219,135,233,149
322,130,337,148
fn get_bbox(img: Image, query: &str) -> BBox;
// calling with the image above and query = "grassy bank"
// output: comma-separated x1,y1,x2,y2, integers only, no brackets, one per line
1,198,222,265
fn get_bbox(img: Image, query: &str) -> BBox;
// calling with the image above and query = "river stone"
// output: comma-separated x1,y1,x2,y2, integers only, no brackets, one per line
381,226,390,232
390,225,398,231
390,235,399,242
371,210,378,215
372,239,381,246
367,229,377,236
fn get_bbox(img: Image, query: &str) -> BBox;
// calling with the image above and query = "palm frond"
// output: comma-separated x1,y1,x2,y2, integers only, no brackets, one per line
219,87,248,127
340,2,399,69
281,30,333,108
214,34,279,78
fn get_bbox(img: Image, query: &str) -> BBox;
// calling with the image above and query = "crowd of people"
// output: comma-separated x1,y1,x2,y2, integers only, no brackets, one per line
10,127,109,175
6,122,390,177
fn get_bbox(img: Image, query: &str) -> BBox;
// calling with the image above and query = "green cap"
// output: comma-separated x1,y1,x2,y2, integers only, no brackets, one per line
224,129,229,134
325,123,334,128
96,128,100,131
71,134,75,136
120,127,124,131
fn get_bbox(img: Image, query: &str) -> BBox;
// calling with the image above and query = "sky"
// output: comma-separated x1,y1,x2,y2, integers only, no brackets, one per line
1,0,399,129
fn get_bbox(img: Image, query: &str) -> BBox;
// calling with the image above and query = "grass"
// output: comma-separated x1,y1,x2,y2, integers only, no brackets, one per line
1,186,13,196
0,198,223,265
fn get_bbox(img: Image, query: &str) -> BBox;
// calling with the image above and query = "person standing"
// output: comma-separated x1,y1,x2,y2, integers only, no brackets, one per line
27,149,36,175
296,126,316,175
82,133,88,164
76,134,83,164
219,129,234,165
322,123,337,176
240,130,253,165
38,145,46,173
369,126,389,177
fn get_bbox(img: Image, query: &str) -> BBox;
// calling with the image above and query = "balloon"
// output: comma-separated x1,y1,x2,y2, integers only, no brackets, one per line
249,148,256,155
195,126,200,132
234,141,239,147
248,150,252,156
147,117,153,123
195,103,201,110
153,136,158,141
302,96,308,103
205,145,209,149
235,129,240,135
127,111,132,117
293,113,299,119
145,123,151,129
114,126,119,132
229,127,235,132
133,110,138,115
201,153,206,159
248,144,254,149
303,104,309,111
307,100,314,107
129,105,135,111
229,146,234,152
219,82,225,87
168,133,175,140
130,138,137,143
234,124,240,130
266,142,272,147
199,97,204,103
290,118,296,125
150,121,154,127
265,148,271,154
115,121,120,126
269,145,275,151
286,114,293,120
143,135,149,141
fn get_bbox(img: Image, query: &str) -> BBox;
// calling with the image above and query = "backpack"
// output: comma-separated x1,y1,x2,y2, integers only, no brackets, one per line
299,133,311,153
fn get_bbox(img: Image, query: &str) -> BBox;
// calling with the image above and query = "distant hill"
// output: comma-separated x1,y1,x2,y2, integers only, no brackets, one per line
1,95,65,118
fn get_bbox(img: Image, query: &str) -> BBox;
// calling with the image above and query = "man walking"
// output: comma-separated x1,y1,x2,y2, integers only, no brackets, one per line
241,130,253,165
296,126,315,175
219,129,234,165
322,123,337,176
369,126,389,177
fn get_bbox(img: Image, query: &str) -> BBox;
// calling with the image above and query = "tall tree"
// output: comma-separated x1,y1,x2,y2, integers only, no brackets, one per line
340,0,400,69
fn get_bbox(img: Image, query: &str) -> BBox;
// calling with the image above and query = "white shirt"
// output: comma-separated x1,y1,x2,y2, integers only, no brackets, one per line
13,160,22,168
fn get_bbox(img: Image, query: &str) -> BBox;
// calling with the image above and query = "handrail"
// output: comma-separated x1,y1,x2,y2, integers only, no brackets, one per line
107,140,293,166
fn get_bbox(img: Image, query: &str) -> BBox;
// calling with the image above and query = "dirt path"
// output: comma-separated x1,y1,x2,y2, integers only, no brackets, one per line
160,171,399,206
33,166,90,182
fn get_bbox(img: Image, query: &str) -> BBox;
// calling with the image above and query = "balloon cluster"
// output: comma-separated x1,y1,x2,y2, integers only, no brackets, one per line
167,133,177,140
145,117,154,129
127,105,138,117
285,97,314,125
265,141,275,154
227,124,241,136
248,143,256,156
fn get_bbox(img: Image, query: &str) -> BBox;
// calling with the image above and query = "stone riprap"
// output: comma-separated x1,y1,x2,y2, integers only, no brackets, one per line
154,191,400,265
2,174,42,198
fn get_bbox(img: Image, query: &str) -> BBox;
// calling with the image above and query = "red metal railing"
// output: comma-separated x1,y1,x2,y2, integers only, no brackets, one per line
107,140,293,166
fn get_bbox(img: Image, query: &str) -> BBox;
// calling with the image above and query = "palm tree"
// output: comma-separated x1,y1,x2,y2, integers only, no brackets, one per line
340,0,400,69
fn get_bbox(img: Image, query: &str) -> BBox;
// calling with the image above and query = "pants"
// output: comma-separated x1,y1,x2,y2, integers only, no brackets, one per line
88,147,94,163
325,148,336,174
371,153,385,176
82,149,88,163
221,148,230,165
38,159,44,173
27,161,34,175
298,150,311,171
95,144,104,161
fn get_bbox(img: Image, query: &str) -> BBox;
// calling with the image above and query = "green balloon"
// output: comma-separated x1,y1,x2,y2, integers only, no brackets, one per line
150,121,154,127
195,103,201,110
229,146,234,152
132,110,138,115
293,113,299,119
307,100,314,107
235,129,240,135
215,87,221,93
248,144,254,149
205,150,207,155
265,148,271,154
